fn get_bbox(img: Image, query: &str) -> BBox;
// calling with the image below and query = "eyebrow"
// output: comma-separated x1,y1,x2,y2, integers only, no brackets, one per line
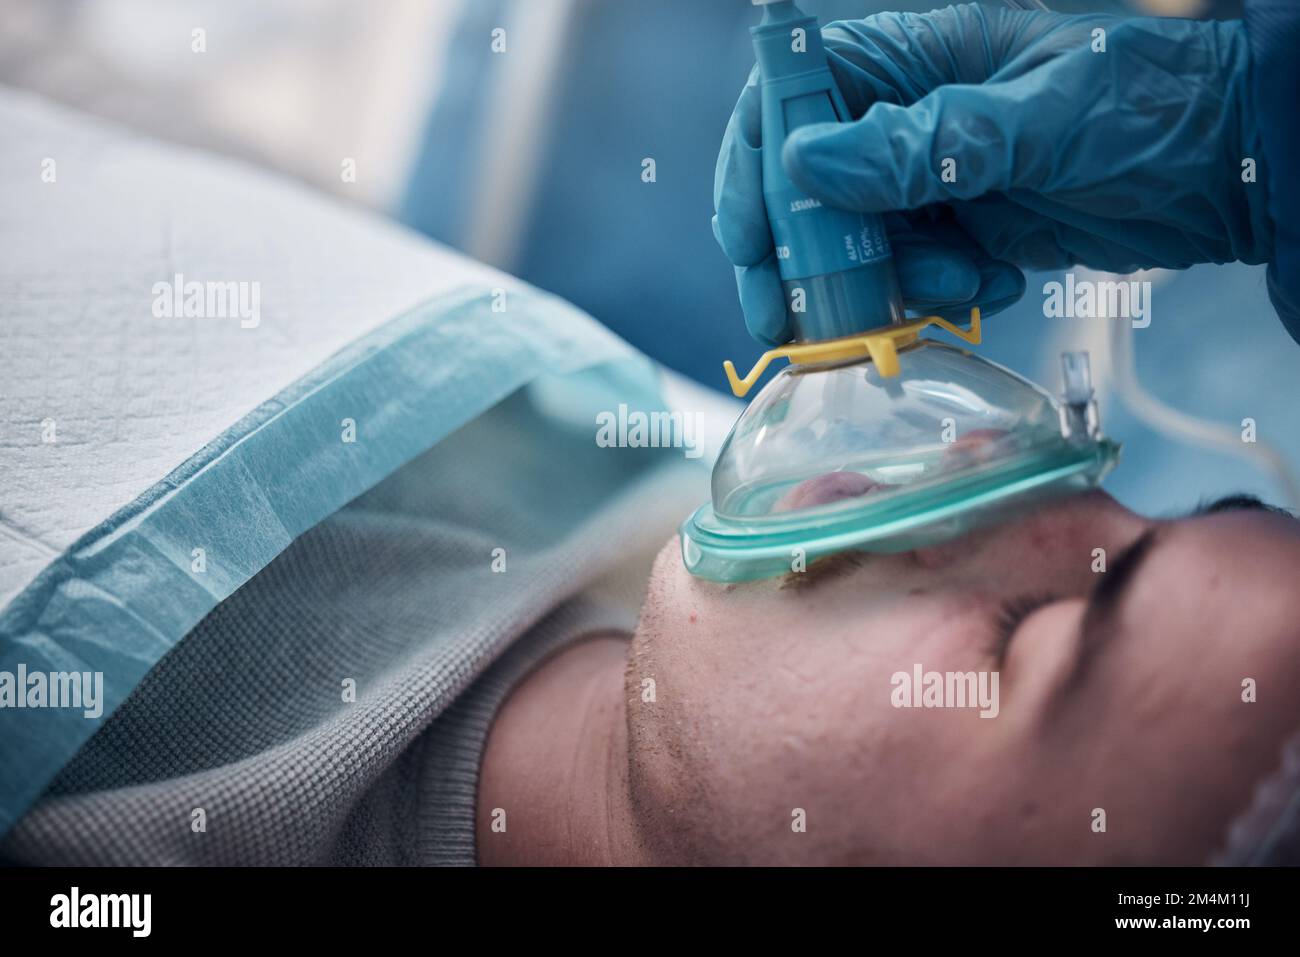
1067,526,1161,689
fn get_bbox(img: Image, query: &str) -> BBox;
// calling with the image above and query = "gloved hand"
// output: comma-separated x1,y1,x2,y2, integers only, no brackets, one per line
714,3,1270,346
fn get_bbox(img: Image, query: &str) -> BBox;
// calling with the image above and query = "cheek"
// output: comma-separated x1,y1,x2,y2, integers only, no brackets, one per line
632,549,1030,860
673,616,1006,862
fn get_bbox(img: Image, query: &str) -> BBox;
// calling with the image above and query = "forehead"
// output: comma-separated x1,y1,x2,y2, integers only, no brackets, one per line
1161,509,1300,567
1095,510,1300,650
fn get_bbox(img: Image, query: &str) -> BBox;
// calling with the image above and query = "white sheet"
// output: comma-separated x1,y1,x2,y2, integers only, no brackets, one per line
0,87,515,608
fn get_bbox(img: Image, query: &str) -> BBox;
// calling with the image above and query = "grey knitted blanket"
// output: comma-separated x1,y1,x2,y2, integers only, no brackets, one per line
1,389,705,865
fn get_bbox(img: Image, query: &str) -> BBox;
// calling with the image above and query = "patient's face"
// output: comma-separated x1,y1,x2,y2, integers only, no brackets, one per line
626,491,1300,864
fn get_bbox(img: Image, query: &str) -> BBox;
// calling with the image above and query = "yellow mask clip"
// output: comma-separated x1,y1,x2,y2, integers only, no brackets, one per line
723,307,982,398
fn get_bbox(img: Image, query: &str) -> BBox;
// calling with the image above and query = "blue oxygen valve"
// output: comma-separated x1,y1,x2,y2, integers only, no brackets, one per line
751,0,905,341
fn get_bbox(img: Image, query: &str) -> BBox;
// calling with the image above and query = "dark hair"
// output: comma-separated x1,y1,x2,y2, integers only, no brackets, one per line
1192,493,1296,520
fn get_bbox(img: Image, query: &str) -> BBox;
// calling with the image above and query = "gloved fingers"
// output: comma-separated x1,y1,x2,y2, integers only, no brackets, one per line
734,253,791,346
821,14,940,118
892,207,1026,317
782,78,1057,215
988,191,1202,273
822,5,1012,116
890,240,982,307
972,259,1028,316
713,70,772,269
951,194,1075,271
822,6,1082,117
930,259,1027,321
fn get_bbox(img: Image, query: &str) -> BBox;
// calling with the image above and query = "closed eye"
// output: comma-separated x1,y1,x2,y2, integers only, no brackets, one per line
987,592,1059,665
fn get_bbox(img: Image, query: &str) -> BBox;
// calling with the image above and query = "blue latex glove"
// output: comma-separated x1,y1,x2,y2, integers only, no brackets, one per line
714,3,1271,346
1244,0,1300,343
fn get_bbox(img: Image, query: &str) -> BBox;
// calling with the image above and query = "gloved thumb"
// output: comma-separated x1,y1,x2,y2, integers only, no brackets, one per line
782,82,1038,213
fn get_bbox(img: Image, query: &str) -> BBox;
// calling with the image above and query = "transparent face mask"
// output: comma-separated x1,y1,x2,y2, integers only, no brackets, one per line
680,339,1120,582
681,0,1121,583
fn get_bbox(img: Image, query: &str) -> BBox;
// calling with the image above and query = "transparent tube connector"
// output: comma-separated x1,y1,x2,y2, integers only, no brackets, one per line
1059,351,1100,442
